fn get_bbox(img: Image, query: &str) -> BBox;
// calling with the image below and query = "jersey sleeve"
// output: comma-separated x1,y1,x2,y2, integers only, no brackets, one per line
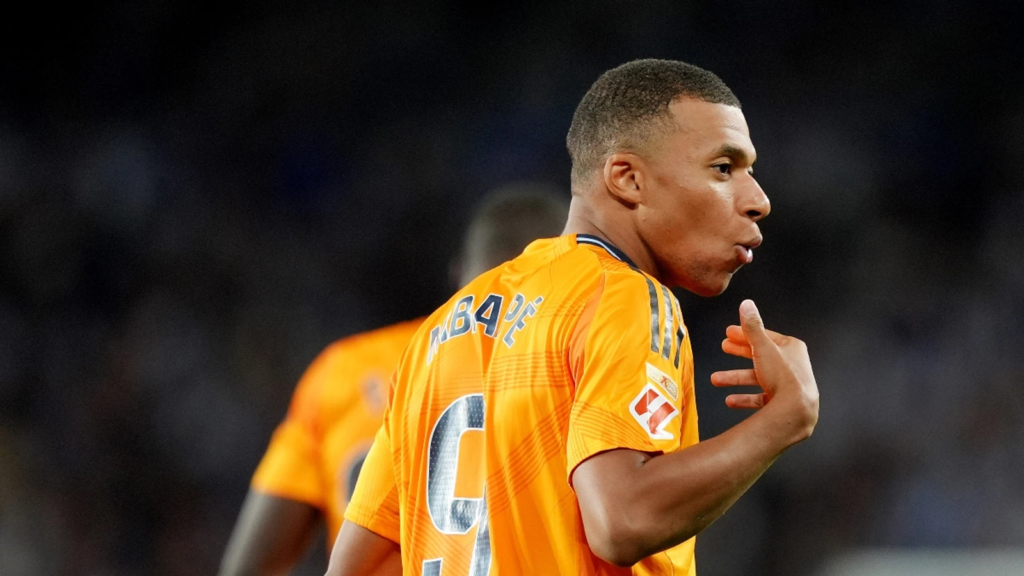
566,270,689,484
344,416,401,543
250,345,335,508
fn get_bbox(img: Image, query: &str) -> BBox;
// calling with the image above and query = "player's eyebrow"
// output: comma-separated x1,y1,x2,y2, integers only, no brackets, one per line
712,143,756,165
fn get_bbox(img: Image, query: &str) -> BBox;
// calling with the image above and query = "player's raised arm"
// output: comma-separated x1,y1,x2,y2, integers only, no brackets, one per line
572,300,818,566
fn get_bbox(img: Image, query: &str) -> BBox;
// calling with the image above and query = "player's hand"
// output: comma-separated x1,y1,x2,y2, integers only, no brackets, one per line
711,300,818,439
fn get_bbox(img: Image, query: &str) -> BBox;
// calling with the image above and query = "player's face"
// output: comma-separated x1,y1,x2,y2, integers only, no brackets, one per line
637,98,769,296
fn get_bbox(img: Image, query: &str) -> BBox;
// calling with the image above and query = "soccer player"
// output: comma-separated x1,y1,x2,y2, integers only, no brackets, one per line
327,59,820,576
218,184,570,576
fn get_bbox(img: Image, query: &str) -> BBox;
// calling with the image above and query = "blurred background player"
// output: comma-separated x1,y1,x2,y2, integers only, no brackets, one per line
327,59,819,575
217,183,569,575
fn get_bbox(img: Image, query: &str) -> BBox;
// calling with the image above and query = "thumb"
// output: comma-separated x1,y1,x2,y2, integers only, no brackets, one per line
740,300,773,349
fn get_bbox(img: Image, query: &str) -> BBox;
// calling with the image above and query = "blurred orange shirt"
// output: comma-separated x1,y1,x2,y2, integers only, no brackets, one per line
346,235,698,575
250,319,422,546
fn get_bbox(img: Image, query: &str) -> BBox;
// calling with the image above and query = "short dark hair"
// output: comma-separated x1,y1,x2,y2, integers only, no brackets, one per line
566,59,740,189
459,182,569,281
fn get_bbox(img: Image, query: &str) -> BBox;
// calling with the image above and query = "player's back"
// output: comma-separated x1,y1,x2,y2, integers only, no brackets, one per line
381,235,697,575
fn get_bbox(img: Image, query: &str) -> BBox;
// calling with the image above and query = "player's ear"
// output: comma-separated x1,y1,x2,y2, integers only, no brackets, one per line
602,153,643,205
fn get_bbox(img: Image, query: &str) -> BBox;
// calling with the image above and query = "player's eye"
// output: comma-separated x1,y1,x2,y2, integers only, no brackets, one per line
713,163,731,175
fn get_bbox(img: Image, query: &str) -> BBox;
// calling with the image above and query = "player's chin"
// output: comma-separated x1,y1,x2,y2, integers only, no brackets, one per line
686,271,734,297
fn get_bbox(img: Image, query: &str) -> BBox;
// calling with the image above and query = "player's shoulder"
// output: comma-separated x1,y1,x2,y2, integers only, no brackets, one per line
305,318,423,384
292,319,422,409
494,234,664,318
566,236,684,356
442,236,601,301
506,234,644,291
569,234,664,296
327,318,423,356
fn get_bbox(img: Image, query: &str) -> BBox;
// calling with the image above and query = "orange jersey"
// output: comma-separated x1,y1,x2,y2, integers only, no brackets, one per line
346,235,698,575
250,319,422,546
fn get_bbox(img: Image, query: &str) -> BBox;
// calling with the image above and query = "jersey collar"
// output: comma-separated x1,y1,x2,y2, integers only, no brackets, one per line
575,234,639,269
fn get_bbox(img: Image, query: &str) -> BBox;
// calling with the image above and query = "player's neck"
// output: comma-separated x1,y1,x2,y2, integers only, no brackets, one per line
563,196,663,281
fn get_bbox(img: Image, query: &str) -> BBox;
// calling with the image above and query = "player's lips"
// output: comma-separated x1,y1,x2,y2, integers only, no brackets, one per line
735,236,762,265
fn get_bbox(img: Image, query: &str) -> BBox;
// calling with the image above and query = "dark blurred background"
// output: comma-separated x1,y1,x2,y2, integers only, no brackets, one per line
1,1,1023,575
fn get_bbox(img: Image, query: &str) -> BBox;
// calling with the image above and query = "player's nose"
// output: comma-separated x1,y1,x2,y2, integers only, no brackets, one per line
740,178,770,222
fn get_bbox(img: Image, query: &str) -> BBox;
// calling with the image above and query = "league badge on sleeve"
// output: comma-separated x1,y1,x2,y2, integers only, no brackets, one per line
646,362,679,401
629,384,680,440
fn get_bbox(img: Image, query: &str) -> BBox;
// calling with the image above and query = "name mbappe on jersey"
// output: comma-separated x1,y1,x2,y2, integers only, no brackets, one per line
427,292,544,363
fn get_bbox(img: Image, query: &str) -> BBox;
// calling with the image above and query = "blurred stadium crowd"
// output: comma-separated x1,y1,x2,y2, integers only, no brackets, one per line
1,1,1022,575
